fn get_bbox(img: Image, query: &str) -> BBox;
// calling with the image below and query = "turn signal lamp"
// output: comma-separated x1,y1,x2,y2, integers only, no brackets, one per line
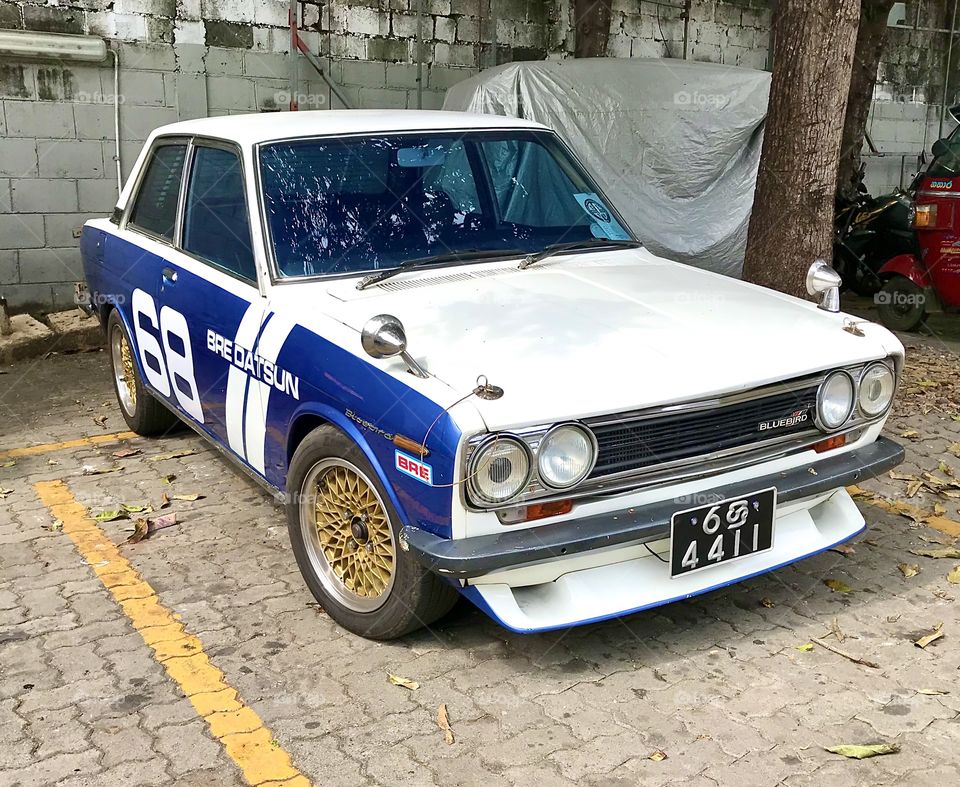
813,434,846,454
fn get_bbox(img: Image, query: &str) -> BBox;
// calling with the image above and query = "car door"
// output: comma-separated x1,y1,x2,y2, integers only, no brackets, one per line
148,138,283,475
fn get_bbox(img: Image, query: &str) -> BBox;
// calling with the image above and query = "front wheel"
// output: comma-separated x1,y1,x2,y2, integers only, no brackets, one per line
286,426,458,639
107,310,178,435
876,277,927,332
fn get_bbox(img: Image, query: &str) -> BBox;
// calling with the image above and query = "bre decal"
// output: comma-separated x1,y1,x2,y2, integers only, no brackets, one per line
207,328,300,400
396,450,433,486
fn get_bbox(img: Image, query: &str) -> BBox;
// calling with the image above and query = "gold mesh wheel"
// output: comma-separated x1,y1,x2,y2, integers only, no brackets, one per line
111,323,137,416
299,458,396,612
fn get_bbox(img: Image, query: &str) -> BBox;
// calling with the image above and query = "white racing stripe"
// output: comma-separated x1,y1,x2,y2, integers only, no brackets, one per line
242,314,295,474
225,304,265,459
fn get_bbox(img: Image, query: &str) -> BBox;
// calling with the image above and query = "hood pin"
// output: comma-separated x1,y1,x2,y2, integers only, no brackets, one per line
473,375,504,401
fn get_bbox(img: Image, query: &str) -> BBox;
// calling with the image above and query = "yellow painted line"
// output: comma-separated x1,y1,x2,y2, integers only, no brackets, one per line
34,480,312,787
0,431,139,461
848,485,960,538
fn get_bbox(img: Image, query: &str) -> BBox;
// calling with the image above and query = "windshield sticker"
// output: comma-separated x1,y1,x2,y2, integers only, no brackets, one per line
573,193,630,240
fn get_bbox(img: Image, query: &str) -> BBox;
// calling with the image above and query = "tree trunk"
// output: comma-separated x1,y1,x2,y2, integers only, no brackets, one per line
837,0,896,201
574,0,612,58
742,0,860,299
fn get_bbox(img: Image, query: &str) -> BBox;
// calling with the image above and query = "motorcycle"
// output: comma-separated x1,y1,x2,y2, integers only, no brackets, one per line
833,166,916,297
875,134,960,331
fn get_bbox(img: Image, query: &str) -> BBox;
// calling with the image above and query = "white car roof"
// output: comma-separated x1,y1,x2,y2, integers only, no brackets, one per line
151,109,548,146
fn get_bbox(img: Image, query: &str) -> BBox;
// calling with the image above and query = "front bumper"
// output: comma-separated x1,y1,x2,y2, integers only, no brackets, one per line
401,437,904,579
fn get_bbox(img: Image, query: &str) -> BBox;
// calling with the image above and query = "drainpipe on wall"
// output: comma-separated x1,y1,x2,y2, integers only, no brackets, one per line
682,0,691,60
108,47,121,195
416,0,424,109
940,0,959,139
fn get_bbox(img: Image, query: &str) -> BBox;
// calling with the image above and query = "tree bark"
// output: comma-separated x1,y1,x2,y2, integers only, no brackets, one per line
574,0,612,58
837,0,897,201
742,0,860,299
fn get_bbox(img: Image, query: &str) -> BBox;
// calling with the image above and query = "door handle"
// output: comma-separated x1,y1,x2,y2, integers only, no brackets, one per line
161,267,178,284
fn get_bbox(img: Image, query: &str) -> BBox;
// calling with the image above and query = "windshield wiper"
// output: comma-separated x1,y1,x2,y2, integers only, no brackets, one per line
518,238,643,270
356,249,528,290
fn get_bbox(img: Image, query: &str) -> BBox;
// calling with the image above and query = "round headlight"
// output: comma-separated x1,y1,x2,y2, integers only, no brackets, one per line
816,371,855,430
538,424,596,489
468,436,531,504
859,362,896,417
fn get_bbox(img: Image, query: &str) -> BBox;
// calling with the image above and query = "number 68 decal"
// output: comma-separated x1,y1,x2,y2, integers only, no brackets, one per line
131,288,204,423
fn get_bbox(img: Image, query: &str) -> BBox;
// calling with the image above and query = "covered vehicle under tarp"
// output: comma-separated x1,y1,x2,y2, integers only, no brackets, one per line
442,59,771,276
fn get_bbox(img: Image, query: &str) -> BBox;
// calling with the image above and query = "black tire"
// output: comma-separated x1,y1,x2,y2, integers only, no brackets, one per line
876,277,927,332
107,309,179,436
286,425,458,640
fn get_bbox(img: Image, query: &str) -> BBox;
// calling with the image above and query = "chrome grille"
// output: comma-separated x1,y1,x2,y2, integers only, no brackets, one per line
587,385,820,479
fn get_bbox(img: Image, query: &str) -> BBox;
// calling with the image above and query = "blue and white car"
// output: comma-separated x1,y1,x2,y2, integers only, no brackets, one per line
80,110,905,639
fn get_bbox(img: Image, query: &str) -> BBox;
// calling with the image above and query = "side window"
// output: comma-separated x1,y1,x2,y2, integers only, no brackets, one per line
128,144,187,241
182,146,256,282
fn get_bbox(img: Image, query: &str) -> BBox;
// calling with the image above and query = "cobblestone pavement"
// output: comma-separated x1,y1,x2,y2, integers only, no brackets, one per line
2,336,960,787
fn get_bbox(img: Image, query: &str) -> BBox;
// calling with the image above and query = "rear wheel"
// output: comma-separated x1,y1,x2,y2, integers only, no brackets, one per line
286,426,458,639
876,276,926,332
107,310,178,435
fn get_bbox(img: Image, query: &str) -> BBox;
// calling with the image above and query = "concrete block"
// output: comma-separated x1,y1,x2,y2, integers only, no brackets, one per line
243,52,291,80
114,13,149,42
43,214,100,248
18,247,83,284
386,63,420,89
205,46,245,76
36,64,103,102
45,309,104,354
358,87,409,109
207,76,256,111
172,73,209,120
0,139,38,178
0,4,21,29
4,101,76,138
254,1,289,28
37,140,104,179
342,60,387,88
205,20,254,49
391,12,420,39
415,89,445,110
434,43,475,67
11,179,79,213
256,81,297,112
174,20,206,47
367,36,409,63
0,213,46,248
0,64,35,99
0,179,11,213
114,0,177,16
113,105,178,141
0,250,17,284
456,18,480,44
118,42,179,71
148,16,176,42
428,65,472,90
22,4,84,35
338,6,389,36
0,314,54,365
117,70,167,106
435,16,456,43
78,178,122,213
329,35,369,60
173,40,207,73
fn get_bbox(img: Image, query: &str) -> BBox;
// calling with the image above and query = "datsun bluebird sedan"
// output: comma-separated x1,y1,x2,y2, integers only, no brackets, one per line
79,110,905,639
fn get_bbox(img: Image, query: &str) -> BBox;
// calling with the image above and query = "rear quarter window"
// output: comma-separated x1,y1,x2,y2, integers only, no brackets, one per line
128,144,187,241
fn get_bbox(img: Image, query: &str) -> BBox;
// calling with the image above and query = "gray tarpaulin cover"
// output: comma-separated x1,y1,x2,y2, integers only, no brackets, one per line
443,59,771,276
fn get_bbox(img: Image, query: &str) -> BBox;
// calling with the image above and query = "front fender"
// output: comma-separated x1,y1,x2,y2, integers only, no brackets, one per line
878,253,930,287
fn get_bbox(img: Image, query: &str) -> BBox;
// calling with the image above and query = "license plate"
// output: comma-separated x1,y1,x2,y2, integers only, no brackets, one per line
670,488,777,578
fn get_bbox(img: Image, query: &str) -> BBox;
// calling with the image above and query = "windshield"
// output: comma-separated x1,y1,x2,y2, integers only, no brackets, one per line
258,130,634,278
926,125,960,178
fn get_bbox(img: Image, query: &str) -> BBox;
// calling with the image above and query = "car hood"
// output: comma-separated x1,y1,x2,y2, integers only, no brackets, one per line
318,249,903,430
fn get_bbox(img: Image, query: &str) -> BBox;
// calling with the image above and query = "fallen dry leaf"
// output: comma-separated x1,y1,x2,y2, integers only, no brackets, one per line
387,674,419,691
906,479,924,498
0,488,13,499
149,449,196,462
648,749,668,762
81,465,123,476
824,578,853,594
160,474,176,484
112,448,141,458
121,503,152,514
160,492,171,509
825,743,900,759
948,566,960,585
830,543,855,557
437,704,454,745
911,547,960,559
917,688,949,696
796,642,815,652
126,518,149,545
171,494,204,502
760,597,775,608
899,430,920,440
94,509,127,523
93,415,108,428
1,460,15,468
898,563,920,578
44,519,63,532
915,623,944,649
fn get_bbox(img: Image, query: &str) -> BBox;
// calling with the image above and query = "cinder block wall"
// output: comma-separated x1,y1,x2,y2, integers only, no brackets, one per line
0,0,952,312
